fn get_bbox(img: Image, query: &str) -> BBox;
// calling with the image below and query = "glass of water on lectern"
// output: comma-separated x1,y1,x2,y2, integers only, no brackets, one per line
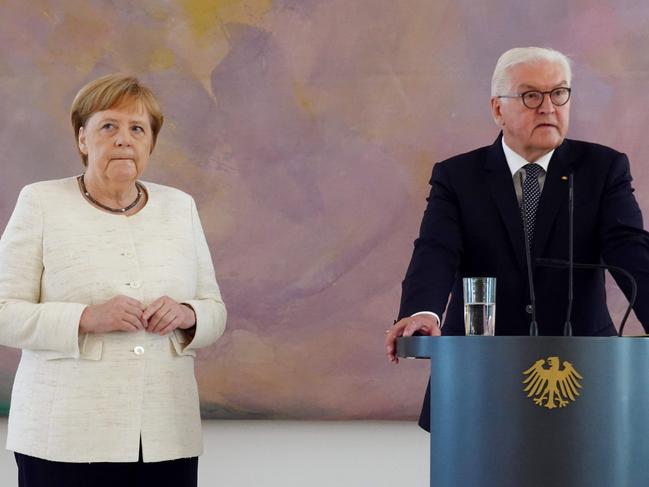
463,277,496,336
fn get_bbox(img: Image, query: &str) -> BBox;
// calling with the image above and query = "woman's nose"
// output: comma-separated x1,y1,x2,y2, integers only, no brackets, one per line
114,128,133,147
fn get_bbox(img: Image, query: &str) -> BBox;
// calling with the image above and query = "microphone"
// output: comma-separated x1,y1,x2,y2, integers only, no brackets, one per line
519,172,538,336
564,174,574,336
535,258,637,337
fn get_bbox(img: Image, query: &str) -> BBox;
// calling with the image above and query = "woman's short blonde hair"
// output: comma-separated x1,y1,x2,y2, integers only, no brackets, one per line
70,74,164,166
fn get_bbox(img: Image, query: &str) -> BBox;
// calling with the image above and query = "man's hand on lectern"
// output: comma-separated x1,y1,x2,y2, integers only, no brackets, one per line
385,314,440,364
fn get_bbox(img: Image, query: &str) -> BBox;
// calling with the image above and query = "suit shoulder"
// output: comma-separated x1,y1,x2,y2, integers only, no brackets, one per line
23,177,77,190
434,144,493,173
20,177,79,199
564,138,626,161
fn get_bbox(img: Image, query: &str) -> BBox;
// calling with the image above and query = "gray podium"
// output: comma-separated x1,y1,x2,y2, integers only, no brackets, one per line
397,336,649,487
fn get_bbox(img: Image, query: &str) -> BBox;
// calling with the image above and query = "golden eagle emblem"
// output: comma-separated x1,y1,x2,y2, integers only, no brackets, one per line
522,356,582,409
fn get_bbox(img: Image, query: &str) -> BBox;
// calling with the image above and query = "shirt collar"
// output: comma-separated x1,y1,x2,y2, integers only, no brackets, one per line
501,137,554,177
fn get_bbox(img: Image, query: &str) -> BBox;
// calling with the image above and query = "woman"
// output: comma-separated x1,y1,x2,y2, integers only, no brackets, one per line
0,74,227,486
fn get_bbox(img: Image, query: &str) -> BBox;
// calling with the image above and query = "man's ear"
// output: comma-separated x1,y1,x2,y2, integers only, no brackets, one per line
78,126,88,155
490,97,504,128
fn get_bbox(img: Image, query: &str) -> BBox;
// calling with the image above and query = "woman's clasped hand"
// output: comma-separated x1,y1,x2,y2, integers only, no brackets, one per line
79,295,196,335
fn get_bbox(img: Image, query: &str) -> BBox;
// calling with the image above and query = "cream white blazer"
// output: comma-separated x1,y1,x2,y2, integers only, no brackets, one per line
0,177,227,462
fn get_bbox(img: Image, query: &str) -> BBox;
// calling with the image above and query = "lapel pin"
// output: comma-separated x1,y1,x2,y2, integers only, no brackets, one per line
561,176,568,181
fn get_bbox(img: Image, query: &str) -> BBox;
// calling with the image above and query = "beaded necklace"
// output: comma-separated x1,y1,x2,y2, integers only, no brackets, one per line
79,174,144,214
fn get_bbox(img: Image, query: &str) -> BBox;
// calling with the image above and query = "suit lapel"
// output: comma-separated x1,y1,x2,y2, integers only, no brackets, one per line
484,136,527,274
532,140,575,258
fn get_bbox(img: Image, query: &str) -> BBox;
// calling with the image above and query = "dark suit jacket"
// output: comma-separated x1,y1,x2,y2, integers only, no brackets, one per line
398,135,649,431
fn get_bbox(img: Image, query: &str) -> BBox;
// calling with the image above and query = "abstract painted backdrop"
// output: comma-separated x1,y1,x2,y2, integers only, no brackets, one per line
1,0,649,419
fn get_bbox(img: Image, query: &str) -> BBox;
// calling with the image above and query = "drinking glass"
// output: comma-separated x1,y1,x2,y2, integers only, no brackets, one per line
463,277,496,336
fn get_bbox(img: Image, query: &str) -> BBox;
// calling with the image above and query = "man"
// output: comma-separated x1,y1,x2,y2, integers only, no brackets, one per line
384,47,649,430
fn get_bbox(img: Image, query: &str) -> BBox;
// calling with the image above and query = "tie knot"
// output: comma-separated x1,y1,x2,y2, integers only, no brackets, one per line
524,163,543,179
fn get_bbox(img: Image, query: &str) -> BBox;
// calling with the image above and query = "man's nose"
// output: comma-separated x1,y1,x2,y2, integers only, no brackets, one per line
537,93,556,114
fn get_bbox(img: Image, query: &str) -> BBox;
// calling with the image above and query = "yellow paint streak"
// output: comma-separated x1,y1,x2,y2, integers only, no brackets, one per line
149,48,175,70
180,0,273,39
40,8,59,24
411,151,436,192
292,80,317,118
176,0,272,101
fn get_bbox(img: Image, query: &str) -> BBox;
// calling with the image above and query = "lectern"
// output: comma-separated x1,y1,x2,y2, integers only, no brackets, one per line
397,336,649,487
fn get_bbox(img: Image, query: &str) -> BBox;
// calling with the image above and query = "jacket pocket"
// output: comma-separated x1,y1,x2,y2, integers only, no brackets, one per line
169,330,197,357
41,334,103,361
79,334,103,360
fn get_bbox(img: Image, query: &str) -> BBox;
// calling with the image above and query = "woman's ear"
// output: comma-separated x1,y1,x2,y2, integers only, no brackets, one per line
78,126,88,155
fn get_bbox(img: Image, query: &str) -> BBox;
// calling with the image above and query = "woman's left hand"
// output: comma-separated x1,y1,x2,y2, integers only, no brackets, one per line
143,296,196,335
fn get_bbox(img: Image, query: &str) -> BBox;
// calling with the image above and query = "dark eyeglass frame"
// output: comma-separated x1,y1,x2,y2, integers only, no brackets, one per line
497,87,572,109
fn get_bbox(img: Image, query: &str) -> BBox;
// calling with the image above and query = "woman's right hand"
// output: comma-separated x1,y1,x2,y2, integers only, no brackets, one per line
79,295,146,334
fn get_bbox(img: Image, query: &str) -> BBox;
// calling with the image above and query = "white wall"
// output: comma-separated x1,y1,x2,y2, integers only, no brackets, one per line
0,419,429,487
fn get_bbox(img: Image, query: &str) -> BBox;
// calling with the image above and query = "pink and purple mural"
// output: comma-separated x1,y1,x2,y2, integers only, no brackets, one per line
1,0,648,419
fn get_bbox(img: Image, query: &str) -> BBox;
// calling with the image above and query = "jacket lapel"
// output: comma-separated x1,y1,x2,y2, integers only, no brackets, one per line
532,140,575,258
484,135,527,274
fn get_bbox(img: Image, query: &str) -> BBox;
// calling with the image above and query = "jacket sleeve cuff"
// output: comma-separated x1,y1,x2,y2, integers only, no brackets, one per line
14,302,87,358
179,299,226,351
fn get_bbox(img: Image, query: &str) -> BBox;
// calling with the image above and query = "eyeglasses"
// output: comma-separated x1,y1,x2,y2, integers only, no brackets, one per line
497,87,571,109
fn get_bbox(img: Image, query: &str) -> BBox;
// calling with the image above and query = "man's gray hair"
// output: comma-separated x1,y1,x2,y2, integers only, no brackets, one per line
491,47,572,96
